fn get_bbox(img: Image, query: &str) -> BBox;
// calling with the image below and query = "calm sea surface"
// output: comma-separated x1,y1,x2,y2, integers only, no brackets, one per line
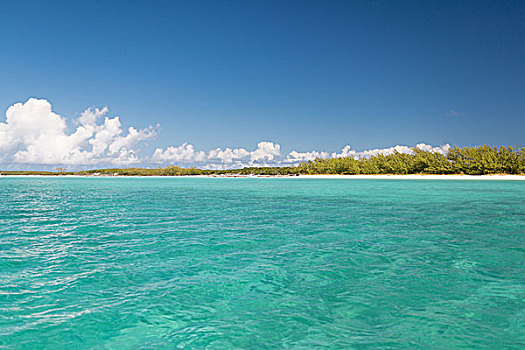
0,177,524,349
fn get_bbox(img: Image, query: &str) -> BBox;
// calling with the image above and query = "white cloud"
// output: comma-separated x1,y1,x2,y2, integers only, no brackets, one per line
250,141,280,162
0,98,453,169
78,106,108,126
0,98,65,153
152,143,207,163
208,147,250,163
0,98,156,165
415,143,450,155
152,142,450,168
328,143,451,159
284,150,330,163
353,144,413,158
284,144,439,165
152,141,281,167
332,145,358,159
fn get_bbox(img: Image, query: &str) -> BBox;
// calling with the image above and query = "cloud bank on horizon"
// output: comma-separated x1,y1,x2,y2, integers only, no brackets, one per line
0,98,450,169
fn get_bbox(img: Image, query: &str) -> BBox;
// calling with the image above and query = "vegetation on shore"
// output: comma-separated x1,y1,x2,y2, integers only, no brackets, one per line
300,145,525,175
1,145,524,176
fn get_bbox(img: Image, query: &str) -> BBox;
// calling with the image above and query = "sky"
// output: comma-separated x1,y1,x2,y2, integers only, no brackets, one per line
0,0,523,169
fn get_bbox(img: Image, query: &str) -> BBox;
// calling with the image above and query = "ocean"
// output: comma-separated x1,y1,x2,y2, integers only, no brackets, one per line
1,177,524,349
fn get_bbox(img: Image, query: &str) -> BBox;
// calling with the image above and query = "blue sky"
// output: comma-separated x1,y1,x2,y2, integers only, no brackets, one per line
0,0,523,168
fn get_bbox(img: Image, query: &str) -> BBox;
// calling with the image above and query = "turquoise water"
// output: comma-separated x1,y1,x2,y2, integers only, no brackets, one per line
0,178,524,349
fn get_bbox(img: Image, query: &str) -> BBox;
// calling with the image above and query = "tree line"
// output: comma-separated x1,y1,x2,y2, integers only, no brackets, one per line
298,145,525,175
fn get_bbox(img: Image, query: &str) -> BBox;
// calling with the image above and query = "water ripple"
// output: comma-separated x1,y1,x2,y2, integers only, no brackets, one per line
0,178,524,348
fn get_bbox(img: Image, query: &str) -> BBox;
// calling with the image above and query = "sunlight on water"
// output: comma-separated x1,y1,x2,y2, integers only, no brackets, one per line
1,178,524,348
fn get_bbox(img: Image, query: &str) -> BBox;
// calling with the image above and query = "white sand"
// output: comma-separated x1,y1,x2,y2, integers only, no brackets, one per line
295,174,525,180
1,174,524,180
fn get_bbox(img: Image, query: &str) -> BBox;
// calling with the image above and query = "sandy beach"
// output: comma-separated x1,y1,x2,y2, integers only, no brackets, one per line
294,174,525,180
200,174,525,180
1,174,524,180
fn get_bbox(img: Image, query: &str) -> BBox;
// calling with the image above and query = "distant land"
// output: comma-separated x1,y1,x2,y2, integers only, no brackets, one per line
2,145,524,177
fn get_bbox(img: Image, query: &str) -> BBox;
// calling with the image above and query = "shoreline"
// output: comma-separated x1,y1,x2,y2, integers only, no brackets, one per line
295,174,525,180
1,174,524,180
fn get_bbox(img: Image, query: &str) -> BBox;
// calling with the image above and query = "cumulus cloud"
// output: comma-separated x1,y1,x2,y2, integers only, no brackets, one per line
337,144,414,158
0,98,156,165
208,147,251,164
250,141,280,162
152,141,281,167
284,150,330,163
152,142,450,168
414,143,450,155
0,98,452,169
330,143,450,159
331,145,357,159
281,143,451,165
152,143,207,163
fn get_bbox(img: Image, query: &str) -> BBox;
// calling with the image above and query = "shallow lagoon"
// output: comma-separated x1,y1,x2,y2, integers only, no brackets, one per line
1,178,524,348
